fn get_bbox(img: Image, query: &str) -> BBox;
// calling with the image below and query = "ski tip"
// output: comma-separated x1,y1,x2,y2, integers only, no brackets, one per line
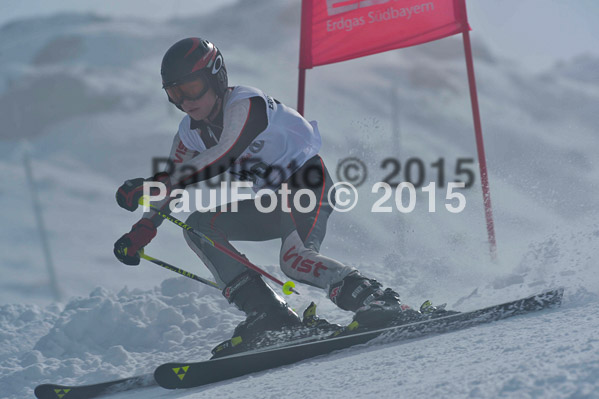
534,287,564,308
545,287,564,298
553,287,565,302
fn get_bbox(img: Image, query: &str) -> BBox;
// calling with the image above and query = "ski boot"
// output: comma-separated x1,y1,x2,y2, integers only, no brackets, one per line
211,271,302,358
328,271,423,335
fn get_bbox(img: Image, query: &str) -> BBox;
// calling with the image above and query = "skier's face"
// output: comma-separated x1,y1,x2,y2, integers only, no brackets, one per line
167,78,218,121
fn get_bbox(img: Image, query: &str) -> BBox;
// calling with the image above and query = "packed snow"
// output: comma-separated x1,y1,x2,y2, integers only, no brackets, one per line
1,0,598,398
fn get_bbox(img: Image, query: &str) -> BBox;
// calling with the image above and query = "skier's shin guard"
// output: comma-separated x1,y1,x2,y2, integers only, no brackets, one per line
279,231,354,290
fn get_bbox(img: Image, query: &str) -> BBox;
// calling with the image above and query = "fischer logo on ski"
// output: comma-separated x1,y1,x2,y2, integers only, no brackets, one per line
172,365,190,381
53,389,70,399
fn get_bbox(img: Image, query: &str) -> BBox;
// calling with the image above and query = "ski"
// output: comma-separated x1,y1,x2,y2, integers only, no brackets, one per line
34,373,155,399
154,288,563,390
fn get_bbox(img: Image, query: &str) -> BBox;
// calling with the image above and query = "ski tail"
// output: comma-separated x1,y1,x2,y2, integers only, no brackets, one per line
34,374,155,399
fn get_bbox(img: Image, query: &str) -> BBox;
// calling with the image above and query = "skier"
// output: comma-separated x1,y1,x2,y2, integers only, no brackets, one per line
113,37,425,347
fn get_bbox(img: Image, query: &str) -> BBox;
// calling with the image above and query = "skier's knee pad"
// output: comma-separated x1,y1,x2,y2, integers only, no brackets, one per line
183,211,216,238
182,211,214,252
182,212,198,243
185,210,214,230
183,211,241,289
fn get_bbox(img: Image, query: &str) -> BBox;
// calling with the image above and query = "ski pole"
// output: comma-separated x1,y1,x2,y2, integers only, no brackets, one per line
139,249,219,289
138,196,299,296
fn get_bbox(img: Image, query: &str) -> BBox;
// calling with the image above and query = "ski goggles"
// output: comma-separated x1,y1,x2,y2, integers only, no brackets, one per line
164,79,210,106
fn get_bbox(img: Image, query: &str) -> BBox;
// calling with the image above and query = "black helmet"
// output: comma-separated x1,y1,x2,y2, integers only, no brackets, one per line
161,38,228,98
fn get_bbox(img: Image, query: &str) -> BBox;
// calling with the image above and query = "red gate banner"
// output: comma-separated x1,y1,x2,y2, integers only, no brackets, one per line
300,0,470,68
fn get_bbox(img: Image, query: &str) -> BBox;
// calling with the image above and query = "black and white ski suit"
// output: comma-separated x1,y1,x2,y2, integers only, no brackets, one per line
146,85,355,291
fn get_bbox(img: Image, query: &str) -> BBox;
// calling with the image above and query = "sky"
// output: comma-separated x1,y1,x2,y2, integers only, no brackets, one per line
465,0,599,71
1,0,598,73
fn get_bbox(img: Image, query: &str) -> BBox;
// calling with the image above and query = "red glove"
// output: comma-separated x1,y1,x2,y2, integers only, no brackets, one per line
113,219,157,265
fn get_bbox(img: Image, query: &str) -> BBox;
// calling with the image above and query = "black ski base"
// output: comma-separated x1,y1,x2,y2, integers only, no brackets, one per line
34,373,155,399
154,288,563,390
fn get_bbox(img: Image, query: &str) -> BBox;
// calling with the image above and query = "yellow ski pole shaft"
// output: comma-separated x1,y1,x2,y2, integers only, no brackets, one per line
139,249,219,289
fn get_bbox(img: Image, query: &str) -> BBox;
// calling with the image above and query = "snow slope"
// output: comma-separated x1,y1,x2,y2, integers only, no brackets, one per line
1,279,598,398
1,0,598,397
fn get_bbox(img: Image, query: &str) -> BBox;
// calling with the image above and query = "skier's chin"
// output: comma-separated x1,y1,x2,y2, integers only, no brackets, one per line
186,107,206,120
